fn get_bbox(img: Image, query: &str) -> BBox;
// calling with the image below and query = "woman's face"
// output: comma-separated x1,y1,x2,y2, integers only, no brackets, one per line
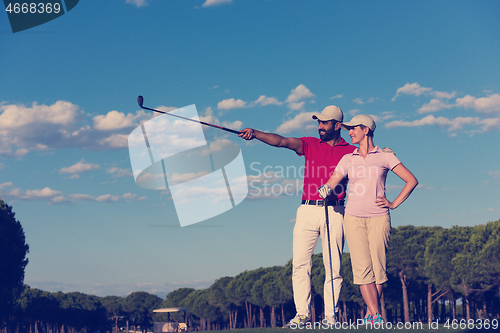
348,125,367,145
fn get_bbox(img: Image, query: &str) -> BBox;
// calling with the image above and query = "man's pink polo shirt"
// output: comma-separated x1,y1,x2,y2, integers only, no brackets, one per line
335,146,401,217
298,137,356,201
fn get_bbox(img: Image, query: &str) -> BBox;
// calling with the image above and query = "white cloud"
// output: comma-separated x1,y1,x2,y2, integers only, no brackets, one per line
99,134,129,148
276,112,317,134
392,82,455,102
369,112,394,124
222,120,243,130
0,101,79,129
455,94,500,114
353,98,364,105
385,115,500,133
0,101,80,155
253,95,283,106
285,84,315,110
200,107,219,125
385,115,470,130
330,94,343,99
217,98,247,110
95,194,121,202
50,196,68,204
136,172,165,184
155,105,178,113
59,159,100,174
70,193,96,201
392,83,432,101
208,138,235,153
0,100,146,157
107,167,133,177
93,110,146,131
126,0,148,7
386,185,404,192
489,170,500,179
433,91,457,99
24,187,62,198
0,183,62,201
199,107,242,132
215,85,313,112
478,117,500,132
202,0,232,7
286,84,315,103
169,171,209,183
68,192,145,203
417,99,454,114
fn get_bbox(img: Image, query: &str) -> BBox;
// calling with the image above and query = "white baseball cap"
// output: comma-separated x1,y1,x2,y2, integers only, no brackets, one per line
341,114,376,132
312,105,343,122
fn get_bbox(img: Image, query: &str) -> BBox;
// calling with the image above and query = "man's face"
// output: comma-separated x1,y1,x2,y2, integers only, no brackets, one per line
318,120,337,141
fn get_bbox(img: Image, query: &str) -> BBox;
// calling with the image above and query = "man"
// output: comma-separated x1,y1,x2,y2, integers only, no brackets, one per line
239,106,355,326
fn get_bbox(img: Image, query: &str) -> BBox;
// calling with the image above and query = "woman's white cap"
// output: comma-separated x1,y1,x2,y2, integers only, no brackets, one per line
312,105,343,122
341,114,376,132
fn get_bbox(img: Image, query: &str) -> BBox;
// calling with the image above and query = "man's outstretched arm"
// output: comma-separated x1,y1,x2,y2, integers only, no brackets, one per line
239,128,303,155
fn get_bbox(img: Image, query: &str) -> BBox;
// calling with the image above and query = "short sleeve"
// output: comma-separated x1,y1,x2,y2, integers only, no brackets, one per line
334,154,350,176
297,137,309,157
385,152,402,170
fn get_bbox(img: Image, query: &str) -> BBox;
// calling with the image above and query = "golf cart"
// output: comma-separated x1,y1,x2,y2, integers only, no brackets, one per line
153,308,190,332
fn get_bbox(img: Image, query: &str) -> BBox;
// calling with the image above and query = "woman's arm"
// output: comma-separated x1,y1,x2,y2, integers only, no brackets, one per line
376,163,418,209
318,171,345,199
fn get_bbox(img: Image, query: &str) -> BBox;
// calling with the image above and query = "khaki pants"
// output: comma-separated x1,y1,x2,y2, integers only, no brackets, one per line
292,204,344,318
344,214,391,285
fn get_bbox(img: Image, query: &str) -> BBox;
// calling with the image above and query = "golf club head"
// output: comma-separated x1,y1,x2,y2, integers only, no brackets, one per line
137,95,144,108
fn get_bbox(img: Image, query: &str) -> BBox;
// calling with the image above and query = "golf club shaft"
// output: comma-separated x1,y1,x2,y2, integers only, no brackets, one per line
137,96,241,135
325,203,336,318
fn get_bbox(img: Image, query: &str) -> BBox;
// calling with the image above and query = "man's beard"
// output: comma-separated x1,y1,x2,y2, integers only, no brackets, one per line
319,127,337,142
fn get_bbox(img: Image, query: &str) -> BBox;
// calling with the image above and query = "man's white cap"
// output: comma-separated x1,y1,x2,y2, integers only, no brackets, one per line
341,114,376,132
312,105,343,122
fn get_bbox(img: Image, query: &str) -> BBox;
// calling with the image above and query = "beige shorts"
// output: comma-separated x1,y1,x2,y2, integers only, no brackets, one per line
344,214,391,285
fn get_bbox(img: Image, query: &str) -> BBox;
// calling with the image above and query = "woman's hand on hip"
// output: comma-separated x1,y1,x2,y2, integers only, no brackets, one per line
376,196,395,209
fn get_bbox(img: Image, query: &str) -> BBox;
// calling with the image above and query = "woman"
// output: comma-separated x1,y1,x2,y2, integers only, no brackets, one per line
318,114,418,324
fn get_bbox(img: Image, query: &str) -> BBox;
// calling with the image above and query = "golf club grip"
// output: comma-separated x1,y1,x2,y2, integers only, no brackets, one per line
206,123,242,135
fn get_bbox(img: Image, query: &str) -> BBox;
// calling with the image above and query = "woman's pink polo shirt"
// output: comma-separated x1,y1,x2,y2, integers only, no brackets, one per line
335,146,401,217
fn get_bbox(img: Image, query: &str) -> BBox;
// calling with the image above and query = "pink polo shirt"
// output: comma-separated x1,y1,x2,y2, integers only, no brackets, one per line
335,146,401,217
299,137,356,201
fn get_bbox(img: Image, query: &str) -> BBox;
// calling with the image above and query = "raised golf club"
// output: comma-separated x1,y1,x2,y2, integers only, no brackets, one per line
137,95,242,135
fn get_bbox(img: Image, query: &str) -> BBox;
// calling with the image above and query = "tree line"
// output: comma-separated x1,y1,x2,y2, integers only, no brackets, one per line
2,198,500,332
158,221,500,330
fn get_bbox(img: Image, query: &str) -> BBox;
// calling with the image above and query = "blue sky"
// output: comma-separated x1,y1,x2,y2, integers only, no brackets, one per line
1,0,499,297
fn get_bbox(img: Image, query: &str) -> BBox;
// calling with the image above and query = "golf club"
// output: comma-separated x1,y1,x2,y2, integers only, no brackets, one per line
137,96,242,135
324,202,336,320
